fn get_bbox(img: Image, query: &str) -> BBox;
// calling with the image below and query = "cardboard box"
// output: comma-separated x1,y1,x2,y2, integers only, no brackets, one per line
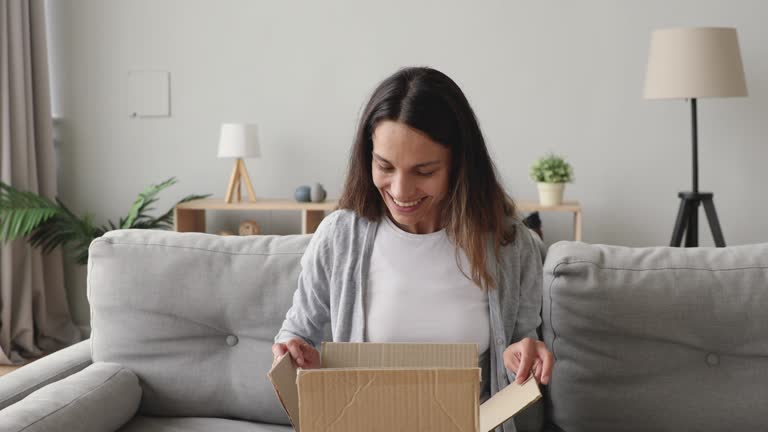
268,342,541,432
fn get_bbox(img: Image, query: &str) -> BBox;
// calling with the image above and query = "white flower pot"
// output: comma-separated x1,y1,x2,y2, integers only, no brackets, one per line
537,183,565,206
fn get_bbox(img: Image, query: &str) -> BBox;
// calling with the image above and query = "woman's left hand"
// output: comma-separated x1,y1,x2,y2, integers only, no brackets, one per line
503,337,554,385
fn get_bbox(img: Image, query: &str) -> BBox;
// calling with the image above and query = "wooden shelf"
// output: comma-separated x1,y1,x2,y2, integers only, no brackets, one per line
174,198,583,241
517,200,582,241
174,198,338,234
517,200,581,213
175,198,337,211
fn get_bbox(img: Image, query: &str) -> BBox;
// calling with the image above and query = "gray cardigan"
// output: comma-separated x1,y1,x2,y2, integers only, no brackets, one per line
275,209,545,432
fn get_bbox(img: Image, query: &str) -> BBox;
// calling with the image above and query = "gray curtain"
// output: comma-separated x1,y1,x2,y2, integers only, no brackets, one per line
0,0,81,365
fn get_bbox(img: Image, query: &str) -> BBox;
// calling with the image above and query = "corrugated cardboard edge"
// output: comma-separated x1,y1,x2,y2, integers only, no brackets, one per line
267,353,300,432
320,342,479,368
479,375,542,432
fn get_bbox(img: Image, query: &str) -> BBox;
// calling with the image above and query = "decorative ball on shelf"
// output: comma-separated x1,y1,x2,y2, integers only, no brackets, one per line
239,220,262,236
294,185,311,202
218,230,236,236
310,183,327,203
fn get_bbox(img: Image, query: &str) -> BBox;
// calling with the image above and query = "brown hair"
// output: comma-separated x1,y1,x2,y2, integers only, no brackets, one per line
339,67,518,290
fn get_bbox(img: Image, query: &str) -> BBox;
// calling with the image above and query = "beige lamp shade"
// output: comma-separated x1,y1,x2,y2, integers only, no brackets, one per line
644,27,748,99
217,123,261,158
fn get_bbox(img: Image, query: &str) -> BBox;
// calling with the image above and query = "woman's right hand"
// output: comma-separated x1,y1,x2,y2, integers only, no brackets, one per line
272,338,320,369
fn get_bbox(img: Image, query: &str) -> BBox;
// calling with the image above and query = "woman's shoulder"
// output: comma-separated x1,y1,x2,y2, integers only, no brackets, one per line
330,208,374,227
313,208,376,242
307,209,376,267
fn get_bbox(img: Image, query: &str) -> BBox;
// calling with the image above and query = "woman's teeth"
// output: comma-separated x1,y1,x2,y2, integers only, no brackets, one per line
393,197,423,207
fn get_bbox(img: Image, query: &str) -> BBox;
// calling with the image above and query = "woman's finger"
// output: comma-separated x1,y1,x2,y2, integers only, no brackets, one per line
300,343,319,365
508,354,520,372
272,343,288,358
271,344,289,367
286,339,305,367
532,359,543,383
538,345,555,385
516,346,535,384
509,351,523,371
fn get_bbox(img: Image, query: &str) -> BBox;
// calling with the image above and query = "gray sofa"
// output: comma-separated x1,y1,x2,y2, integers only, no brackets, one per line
0,228,766,432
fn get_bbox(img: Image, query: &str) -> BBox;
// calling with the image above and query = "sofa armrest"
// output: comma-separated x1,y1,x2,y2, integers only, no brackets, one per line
0,339,92,410
0,362,141,432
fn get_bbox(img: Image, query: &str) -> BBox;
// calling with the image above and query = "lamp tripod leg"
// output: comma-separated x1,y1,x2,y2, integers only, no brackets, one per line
670,198,690,247
238,159,257,202
702,198,726,247
684,200,699,247
225,159,241,203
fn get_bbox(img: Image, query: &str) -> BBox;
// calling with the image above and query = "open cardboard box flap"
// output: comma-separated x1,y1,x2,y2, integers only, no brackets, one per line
268,342,541,432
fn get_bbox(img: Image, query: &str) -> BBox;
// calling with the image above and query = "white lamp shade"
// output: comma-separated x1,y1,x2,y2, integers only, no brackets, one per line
217,123,261,158
644,27,748,99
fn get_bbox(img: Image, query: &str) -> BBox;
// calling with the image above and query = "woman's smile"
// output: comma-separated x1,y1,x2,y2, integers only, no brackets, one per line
388,192,428,213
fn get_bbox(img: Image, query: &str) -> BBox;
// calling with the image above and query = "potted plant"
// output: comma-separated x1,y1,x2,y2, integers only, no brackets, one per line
0,177,209,264
530,153,573,206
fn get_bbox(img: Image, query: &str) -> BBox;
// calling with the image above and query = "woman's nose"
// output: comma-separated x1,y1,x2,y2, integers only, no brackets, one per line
390,173,415,199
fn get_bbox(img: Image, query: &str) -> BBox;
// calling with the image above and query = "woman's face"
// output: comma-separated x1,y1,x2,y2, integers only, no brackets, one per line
371,121,451,234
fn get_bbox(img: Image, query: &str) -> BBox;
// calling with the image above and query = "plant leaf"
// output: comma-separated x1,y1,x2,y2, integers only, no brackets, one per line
0,181,61,241
123,177,178,229
139,193,211,230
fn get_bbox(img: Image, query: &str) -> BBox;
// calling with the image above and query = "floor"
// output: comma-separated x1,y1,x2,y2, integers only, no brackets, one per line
0,354,47,377
0,365,21,377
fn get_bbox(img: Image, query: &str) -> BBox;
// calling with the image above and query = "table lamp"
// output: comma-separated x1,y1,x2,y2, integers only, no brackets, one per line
218,123,260,203
643,27,748,247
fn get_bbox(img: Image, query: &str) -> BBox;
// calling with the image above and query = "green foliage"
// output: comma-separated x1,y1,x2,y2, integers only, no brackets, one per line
0,177,210,265
0,182,59,240
530,153,574,183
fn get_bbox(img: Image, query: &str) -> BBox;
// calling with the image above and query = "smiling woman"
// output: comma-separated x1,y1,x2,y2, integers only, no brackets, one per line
274,67,552,432
339,67,517,291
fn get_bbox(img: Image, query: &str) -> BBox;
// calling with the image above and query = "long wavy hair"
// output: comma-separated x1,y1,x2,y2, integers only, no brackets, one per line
338,67,518,290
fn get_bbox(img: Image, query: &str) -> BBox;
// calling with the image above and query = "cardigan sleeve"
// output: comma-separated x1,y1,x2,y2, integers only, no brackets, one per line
510,226,545,343
274,212,338,347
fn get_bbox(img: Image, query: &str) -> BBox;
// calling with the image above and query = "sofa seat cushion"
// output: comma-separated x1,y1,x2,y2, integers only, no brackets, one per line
118,416,294,432
542,242,768,432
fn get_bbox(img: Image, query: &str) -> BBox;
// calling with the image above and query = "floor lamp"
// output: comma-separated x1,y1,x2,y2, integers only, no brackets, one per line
643,27,748,247
218,123,260,203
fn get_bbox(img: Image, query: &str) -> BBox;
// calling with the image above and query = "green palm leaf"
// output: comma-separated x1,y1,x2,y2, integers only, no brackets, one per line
134,193,210,230
28,199,97,256
122,177,178,229
2,178,208,265
0,181,61,241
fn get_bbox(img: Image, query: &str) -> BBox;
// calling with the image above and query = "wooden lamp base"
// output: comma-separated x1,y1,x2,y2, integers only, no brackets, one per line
225,158,257,203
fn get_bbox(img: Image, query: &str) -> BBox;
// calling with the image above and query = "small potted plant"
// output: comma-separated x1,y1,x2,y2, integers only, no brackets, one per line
530,153,573,206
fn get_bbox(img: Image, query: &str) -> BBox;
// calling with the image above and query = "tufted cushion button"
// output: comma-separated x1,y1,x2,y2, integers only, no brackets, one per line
226,335,239,347
705,352,720,366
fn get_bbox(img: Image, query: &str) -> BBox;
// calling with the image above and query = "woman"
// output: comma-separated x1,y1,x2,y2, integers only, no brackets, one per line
273,67,553,428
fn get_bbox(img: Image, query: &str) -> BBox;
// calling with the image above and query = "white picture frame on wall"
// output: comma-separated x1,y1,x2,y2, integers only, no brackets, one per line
127,70,170,118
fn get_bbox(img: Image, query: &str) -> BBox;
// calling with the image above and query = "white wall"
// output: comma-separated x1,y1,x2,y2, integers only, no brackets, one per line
46,0,768,326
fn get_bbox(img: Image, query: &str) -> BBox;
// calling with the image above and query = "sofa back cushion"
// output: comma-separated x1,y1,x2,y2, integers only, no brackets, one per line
542,241,768,432
88,229,317,424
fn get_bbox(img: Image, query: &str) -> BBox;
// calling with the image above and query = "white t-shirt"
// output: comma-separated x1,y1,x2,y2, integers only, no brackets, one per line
365,216,490,354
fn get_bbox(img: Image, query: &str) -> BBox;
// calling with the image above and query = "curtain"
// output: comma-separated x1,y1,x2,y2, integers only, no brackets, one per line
0,0,81,365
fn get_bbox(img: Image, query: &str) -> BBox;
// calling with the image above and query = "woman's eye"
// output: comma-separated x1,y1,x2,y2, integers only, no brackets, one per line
417,171,436,177
378,165,394,172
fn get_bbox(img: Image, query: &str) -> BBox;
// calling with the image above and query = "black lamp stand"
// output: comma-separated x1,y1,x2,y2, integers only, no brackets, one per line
669,98,726,247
